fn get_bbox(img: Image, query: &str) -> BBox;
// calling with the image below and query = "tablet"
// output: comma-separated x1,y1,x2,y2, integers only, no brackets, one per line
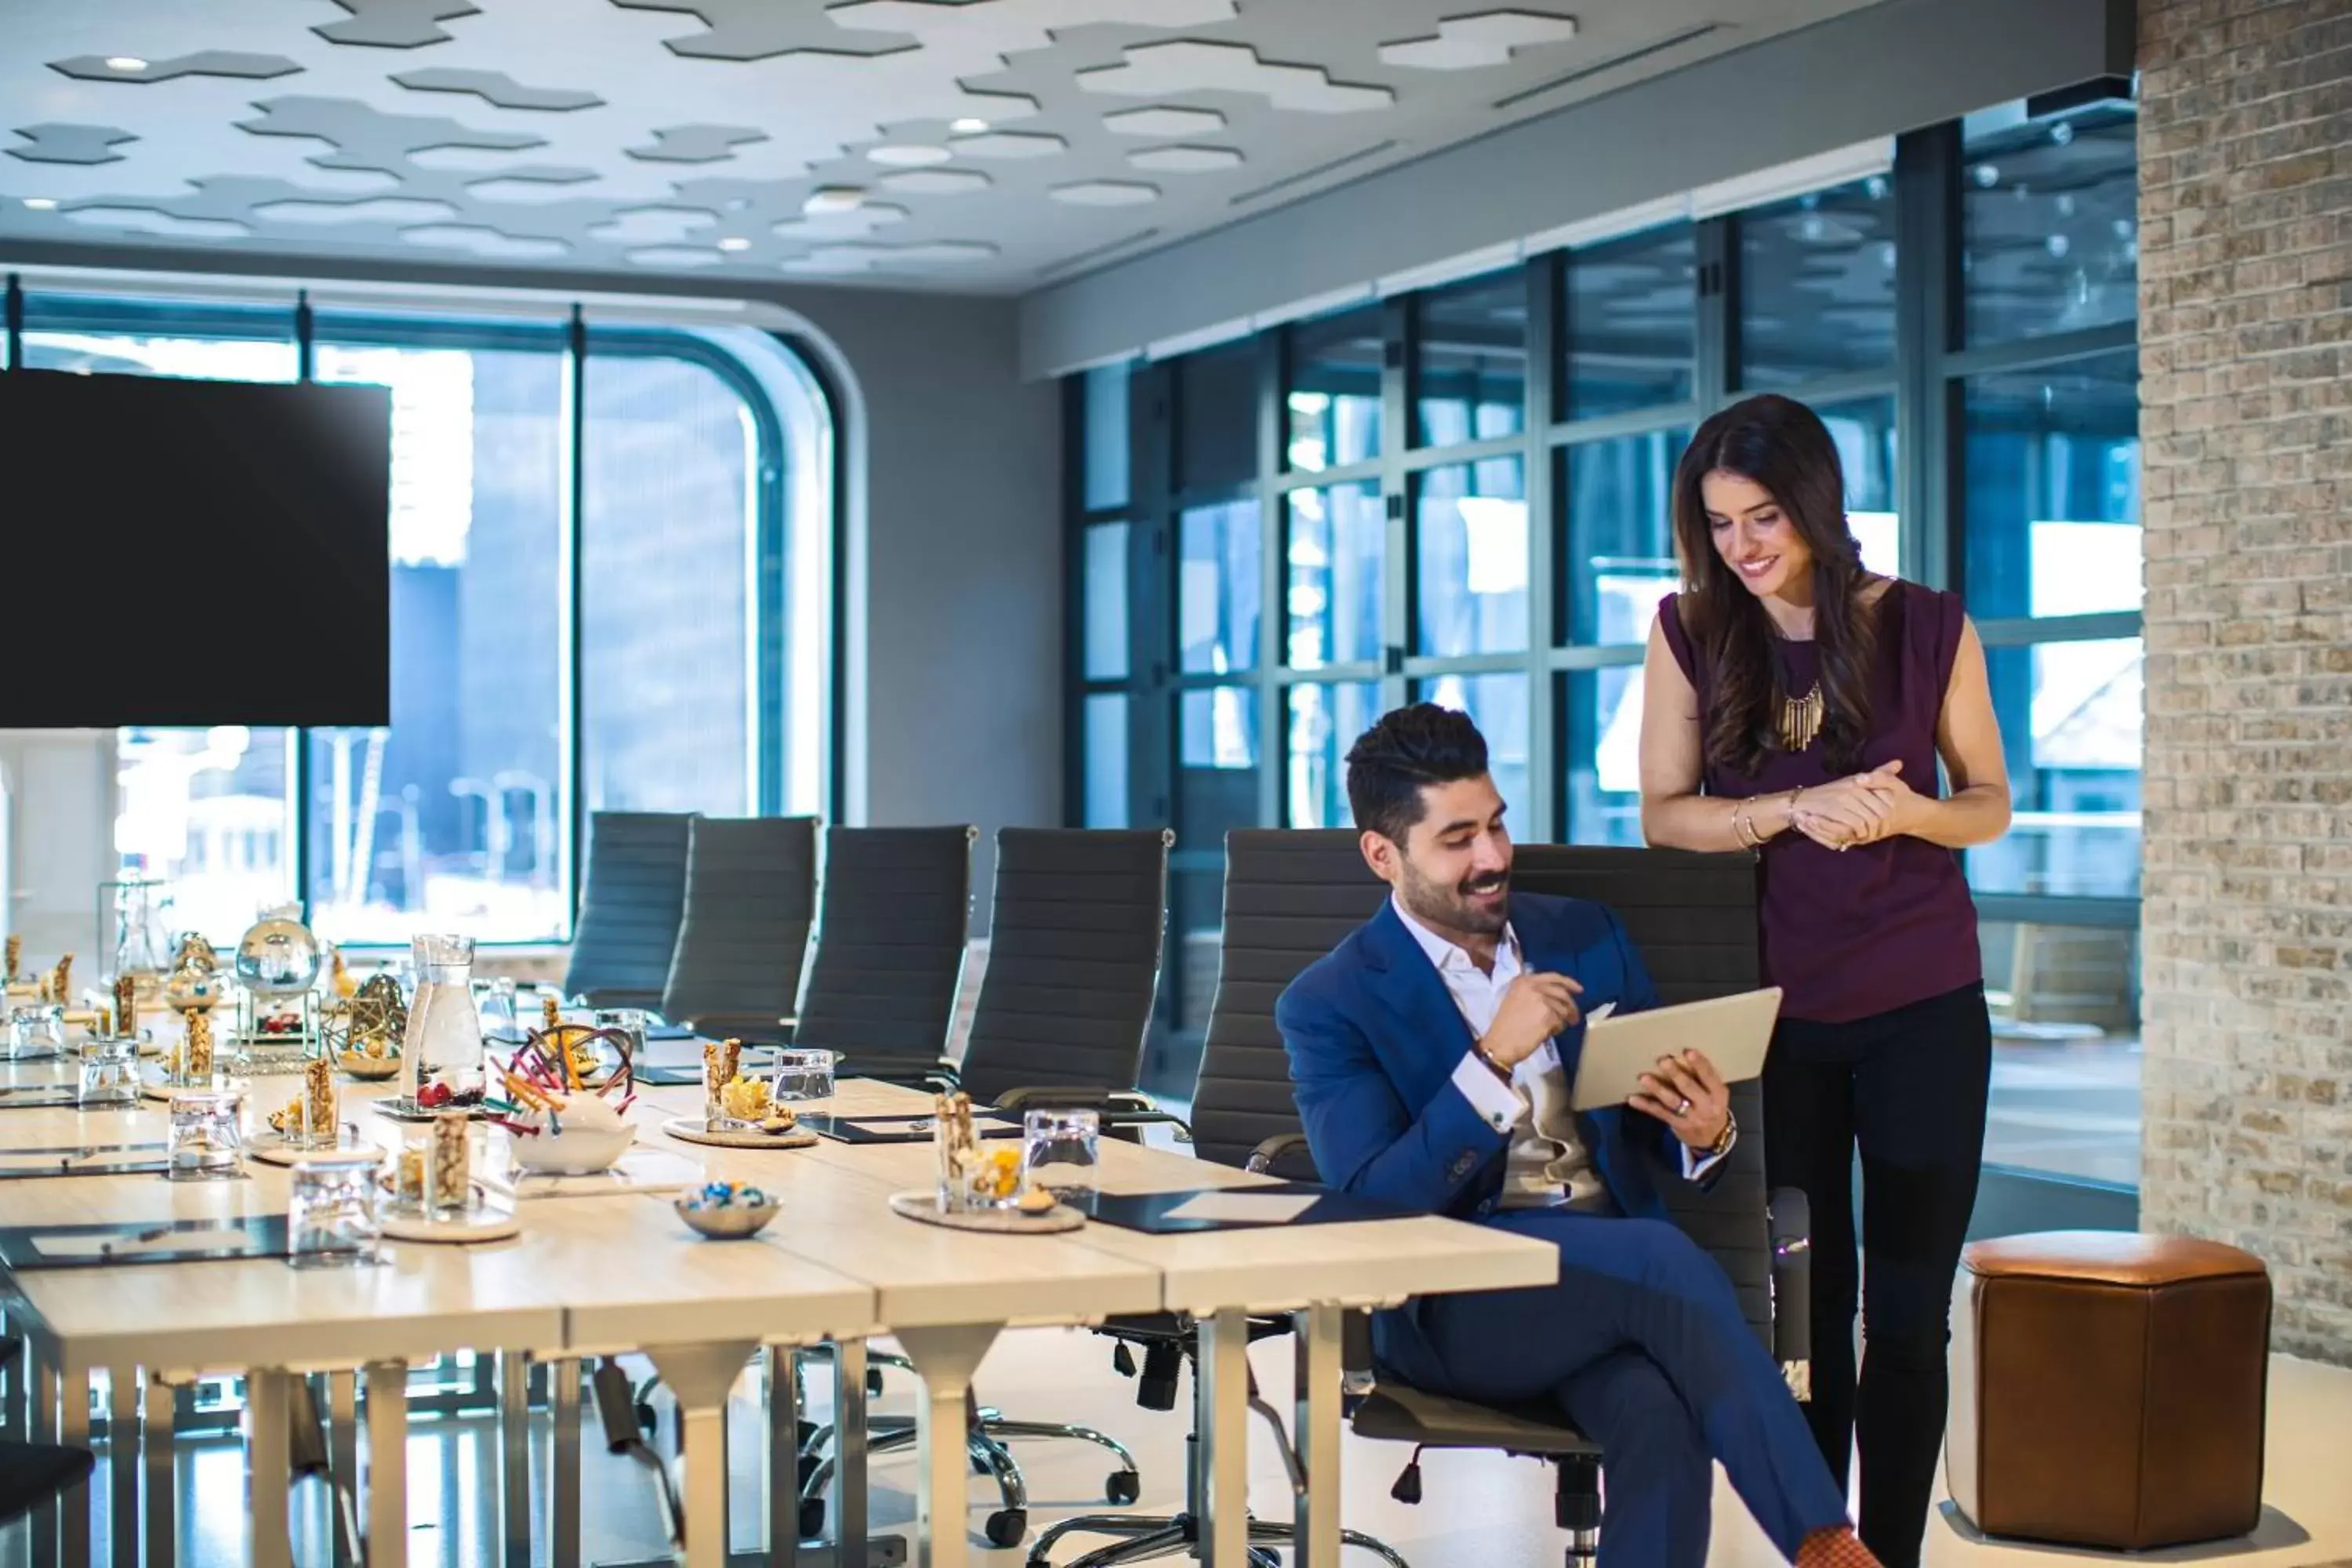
1568,988,1782,1112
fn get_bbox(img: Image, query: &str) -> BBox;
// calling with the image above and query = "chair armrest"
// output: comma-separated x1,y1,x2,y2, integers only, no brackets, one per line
1244,1131,1319,1180
853,1062,961,1094
1768,1185,1813,1385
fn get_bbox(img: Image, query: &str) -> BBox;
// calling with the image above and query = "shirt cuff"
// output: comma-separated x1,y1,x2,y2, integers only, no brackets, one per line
1681,1123,1737,1183
1452,1051,1527,1134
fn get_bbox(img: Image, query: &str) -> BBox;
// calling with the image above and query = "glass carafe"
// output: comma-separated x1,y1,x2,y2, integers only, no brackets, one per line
400,935,485,1100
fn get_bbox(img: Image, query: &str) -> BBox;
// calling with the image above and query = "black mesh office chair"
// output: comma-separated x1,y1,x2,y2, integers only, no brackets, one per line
790,826,977,1077
563,811,695,1011
659,815,818,1044
822,828,1177,1548
1032,833,1811,1568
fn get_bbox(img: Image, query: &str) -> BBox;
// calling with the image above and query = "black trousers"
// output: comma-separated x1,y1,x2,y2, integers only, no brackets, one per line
1762,981,1991,1568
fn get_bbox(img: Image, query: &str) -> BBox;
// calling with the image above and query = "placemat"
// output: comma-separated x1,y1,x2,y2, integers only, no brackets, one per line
0,1216,292,1270
800,1112,1022,1145
887,1190,1084,1234
659,1116,818,1150
1084,1182,1410,1235
0,1089,85,1111
0,1145,172,1180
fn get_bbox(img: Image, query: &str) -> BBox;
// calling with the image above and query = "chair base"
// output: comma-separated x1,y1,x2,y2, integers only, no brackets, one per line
1027,1510,1408,1568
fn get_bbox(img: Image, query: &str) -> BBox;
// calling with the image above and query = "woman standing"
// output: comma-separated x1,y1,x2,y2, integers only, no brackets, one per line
1637,394,2010,1567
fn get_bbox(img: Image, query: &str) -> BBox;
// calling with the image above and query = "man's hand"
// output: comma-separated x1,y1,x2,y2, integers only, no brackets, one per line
1477,972,1582,1071
1628,1048,1732,1149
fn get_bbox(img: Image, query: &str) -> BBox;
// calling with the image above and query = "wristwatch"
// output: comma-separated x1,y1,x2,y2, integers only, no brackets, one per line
1705,1109,1739,1160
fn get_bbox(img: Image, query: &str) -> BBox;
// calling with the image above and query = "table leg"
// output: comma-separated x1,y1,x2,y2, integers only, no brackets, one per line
833,1340,869,1568
326,1371,358,1568
550,1359,581,1568
642,1342,756,1568
55,1366,88,1568
106,1371,138,1568
245,1370,293,1568
765,1348,798,1568
495,1352,531,1568
1196,1310,1250,1568
1292,1305,1341,1568
890,1325,999,1568
140,1375,175,1568
362,1363,407,1568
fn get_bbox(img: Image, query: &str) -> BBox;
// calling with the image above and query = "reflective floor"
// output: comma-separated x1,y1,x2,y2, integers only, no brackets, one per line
9,1330,2348,1566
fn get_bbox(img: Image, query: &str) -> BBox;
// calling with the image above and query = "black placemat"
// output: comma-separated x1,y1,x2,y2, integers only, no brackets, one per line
1084,1182,1410,1235
800,1112,1022,1145
0,1153,172,1180
0,1215,292,1270
0,1089,89,1111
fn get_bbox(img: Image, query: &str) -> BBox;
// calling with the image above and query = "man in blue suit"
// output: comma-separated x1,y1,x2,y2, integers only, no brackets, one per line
1279,705,1875,1568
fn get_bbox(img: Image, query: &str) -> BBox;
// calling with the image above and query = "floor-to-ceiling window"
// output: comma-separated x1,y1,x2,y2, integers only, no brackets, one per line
5,289,833,947
1069,88,2144,1200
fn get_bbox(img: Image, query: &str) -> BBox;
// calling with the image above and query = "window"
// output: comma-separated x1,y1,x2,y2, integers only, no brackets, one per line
1414,270,1526,447
1285,482,1383,670
1178,686,1259,854
1287,304,1384,470
1969,639,2142,899
1963,100,2138,344
1415,458,1528,657
1561,428,1687,644
21,294,825,946
1081,363,1131,510
1416,673,1529,822
1080,523,1131,681
1178,500,1262,675
1176,340,1258,493
1563,223,1697,419
1963,354,2140,619
1082,694,1131,827
1286,682,1379,829
1738,176,1897,386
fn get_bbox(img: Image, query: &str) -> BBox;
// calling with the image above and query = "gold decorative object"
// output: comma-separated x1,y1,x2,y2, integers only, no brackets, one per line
329,948,358,1000
348,973,408,1044
1779,682,1825,753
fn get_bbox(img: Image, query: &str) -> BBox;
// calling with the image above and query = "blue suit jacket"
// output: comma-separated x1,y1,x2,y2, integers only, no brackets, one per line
1276,893,1697,1374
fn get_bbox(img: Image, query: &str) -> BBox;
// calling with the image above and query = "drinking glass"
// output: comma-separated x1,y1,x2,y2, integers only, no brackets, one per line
287,1151,384,1268
76,1037,140,1107
1022,1109,1101,1207
475,978,521,1045
770,1047,837,1103
167,1089,245,1181
5,1004,65,1062
592,1010,647,1072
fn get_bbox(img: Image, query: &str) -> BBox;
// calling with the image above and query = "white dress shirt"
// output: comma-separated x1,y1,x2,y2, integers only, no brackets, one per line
1392,897,1730,1210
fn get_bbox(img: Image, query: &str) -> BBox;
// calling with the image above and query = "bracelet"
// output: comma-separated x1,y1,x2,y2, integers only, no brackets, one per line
1708,1108,1738,1159
1731,800,1759,851
1472,1040,1513,1083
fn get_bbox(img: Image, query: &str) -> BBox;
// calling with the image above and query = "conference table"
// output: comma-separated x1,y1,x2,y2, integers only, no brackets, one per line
0,1050,1555,1568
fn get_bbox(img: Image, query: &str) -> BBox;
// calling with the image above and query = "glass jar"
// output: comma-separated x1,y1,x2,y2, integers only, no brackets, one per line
76,1037,140,1107
1021,1109,1102,1206
287,1151,384,1268
167,1089,245,1181
401,935,485,1100
770,1047,837,1103
4,1004,65,1062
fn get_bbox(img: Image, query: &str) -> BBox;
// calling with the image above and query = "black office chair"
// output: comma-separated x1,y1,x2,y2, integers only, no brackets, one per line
791,826,976,1077
811,827,1177,1548
564,811,696,1011
1033,834,1811,1568
659,815,818,1043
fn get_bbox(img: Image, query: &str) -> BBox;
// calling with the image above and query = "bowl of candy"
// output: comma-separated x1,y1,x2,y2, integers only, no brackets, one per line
675,1181,779,1240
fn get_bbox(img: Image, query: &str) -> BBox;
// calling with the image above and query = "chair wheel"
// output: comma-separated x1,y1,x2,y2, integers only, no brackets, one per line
798,1498,825,1541
1105,1468,1141,1504
985,1508,1027,1548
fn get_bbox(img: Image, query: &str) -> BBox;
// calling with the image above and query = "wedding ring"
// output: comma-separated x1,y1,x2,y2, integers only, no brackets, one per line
1676,1097,1692,1116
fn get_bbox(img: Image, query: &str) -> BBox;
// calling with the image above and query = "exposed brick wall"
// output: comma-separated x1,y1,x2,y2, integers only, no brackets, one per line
2137,0,2352,1363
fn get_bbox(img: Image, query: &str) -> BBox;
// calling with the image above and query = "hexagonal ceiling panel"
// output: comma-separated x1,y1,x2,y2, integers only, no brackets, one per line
0,0,1876,291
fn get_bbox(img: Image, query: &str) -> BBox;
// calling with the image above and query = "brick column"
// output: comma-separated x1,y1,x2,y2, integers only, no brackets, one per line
2137,0,2352,1363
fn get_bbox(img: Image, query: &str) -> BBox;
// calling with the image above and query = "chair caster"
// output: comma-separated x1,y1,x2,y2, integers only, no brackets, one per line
1105,1468,1141,1505
799,1498,826,1541
985,1508,1027,1548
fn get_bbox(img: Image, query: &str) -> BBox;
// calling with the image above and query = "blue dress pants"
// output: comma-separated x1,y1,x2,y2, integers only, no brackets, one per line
1396,1210,1850,1568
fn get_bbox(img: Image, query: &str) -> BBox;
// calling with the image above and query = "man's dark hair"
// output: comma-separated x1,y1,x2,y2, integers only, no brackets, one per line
1345,704,1490,844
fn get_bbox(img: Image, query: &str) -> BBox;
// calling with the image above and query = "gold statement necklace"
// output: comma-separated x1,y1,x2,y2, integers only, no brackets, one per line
1779,682,1824,752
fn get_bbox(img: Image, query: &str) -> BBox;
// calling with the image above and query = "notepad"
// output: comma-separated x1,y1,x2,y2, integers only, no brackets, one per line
33,1225,263,1260
1157,1192,1319,1225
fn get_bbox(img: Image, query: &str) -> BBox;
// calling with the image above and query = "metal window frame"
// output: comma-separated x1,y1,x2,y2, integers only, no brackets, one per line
1,279,826,946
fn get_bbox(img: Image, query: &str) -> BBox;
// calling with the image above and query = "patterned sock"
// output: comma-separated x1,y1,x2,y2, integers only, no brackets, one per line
1795,1525,1882,1568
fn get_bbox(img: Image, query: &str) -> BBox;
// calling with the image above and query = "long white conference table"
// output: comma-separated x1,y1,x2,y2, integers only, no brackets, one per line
0,1055,1554,1568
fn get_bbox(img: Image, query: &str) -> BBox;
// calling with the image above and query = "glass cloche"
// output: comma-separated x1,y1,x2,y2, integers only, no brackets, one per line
234,909,321,998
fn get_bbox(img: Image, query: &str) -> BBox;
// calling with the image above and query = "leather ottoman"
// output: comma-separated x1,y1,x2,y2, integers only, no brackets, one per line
1947,1232,2270,1549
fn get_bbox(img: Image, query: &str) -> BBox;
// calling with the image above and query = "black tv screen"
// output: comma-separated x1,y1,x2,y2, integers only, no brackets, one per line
0,368,392,726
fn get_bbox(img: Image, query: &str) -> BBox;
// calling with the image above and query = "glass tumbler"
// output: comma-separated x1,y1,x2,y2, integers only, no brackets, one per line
5,1004,65,1062
770,1047,838,1103
76,1037,140,1107
1022,1109,1102,1207
287,1150,384,1268
167,1089,246,1181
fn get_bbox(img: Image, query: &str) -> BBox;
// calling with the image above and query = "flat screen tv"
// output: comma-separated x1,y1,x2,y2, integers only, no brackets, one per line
0,368,392,727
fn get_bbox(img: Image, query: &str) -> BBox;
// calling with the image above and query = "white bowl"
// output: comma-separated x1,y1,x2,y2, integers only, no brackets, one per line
506,1094,634,1174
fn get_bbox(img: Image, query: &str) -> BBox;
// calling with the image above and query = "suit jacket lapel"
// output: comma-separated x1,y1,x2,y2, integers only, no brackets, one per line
1359,903,1478,1106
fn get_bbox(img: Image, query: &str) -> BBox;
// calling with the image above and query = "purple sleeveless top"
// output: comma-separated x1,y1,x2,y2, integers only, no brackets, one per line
1657,579,1981,1024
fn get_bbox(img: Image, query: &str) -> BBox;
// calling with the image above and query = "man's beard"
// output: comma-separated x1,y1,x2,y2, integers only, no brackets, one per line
1398,858,1509,938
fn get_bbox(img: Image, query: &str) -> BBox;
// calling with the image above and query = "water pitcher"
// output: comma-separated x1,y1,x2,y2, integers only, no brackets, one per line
400,935,486,1099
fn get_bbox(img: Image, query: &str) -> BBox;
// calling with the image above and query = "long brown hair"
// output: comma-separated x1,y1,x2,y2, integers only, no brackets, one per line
1670,394,1875,778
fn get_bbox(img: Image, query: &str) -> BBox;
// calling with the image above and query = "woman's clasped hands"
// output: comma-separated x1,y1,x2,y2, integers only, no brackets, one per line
1789,760,1927,851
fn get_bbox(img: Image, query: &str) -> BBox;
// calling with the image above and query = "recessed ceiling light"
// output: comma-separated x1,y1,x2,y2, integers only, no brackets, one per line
865,144,951,169
104,56,148,72
23,198,58,210
949,118,988,134
717,236,750,252
802,187,866,215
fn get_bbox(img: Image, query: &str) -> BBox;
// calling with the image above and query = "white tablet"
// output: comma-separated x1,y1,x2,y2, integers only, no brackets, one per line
1568,988,1783,1112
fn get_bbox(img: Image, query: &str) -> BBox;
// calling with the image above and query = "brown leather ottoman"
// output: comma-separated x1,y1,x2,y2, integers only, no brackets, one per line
1948,1232,2270,1549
